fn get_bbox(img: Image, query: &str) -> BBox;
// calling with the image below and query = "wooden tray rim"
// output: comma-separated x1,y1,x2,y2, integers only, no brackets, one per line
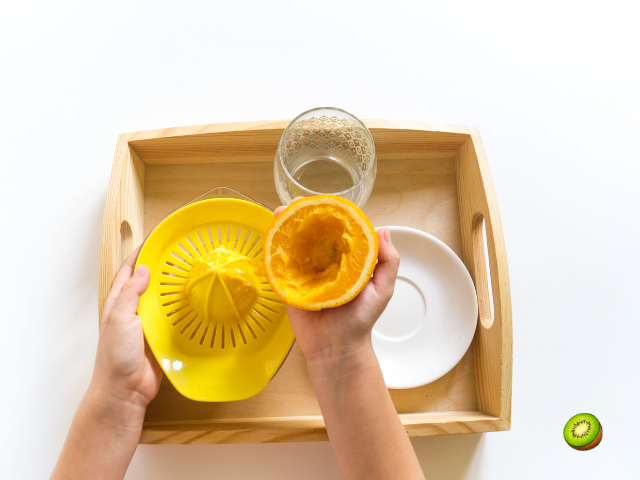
99,119,513,444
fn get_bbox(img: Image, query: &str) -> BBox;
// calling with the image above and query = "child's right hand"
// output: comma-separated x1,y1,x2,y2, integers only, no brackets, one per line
272,206,426,480
272,205,401,370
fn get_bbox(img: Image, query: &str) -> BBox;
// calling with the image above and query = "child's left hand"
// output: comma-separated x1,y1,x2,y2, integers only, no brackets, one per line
92,248,162,410
51,249,163,480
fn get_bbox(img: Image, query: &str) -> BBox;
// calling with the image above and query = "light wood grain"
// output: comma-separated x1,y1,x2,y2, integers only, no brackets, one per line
455,136,513,420
125,120,472,165
143,346,477,423
139,412,506,444
99,119,512,443
99,143,145,321
120,147,145,258
121,119,477,144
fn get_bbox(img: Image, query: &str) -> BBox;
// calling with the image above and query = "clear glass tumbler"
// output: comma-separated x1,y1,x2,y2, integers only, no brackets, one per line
274,107,376,207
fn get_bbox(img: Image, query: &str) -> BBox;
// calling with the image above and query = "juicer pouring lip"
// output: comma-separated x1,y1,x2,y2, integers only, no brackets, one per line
139,186,273,251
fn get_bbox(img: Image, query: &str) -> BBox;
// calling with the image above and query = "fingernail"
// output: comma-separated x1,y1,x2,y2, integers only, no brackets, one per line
383,228,391,243
135,265,148,277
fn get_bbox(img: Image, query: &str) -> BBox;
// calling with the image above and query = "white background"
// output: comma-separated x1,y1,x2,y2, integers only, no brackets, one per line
1,1,639,478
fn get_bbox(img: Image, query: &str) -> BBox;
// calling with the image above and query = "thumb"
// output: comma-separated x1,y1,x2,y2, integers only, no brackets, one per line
106,265,150,324
370,228,400,300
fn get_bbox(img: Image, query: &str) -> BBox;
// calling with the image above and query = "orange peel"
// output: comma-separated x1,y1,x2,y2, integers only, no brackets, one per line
263,195,378,310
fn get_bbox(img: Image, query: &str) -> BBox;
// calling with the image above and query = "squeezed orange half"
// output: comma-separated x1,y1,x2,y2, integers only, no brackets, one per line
264,195,378,310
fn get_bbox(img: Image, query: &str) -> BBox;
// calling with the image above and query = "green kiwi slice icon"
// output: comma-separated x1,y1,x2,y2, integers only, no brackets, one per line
563,413,603,450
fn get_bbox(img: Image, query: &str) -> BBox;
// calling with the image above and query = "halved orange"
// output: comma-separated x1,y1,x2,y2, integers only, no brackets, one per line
263,195,378,310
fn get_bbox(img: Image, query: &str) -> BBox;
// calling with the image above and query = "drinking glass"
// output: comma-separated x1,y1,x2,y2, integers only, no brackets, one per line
274,107,376,207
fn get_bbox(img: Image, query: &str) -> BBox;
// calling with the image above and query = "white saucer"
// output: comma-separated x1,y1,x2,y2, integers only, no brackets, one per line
373,226,478,389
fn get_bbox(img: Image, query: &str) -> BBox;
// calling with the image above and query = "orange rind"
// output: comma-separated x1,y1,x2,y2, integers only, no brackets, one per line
264,195,378,310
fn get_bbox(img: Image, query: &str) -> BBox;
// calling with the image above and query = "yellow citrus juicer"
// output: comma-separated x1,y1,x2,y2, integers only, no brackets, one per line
135,189,294,402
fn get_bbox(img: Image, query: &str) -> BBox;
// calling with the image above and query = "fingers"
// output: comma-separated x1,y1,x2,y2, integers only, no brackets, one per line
274,197,304,218
274,205,286,218
102,246,142,321
105,264,150,326
370,228,400,298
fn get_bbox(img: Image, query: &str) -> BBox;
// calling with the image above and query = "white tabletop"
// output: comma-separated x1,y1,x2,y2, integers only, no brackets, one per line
1,1,638,478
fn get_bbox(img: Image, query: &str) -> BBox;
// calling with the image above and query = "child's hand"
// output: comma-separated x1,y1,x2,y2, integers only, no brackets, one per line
51,249,163,480
92,248,162,409
272,205,424,480
273,204,400,368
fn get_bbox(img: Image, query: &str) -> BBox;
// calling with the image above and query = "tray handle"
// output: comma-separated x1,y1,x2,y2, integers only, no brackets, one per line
472,212,495,329
456,133,512,421
99,139,145,321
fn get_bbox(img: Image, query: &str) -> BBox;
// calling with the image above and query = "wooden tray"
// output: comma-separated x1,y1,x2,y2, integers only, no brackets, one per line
99,120,512,444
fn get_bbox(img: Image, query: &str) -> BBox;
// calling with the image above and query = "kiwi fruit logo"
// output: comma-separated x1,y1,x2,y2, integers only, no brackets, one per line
563,413,603,450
